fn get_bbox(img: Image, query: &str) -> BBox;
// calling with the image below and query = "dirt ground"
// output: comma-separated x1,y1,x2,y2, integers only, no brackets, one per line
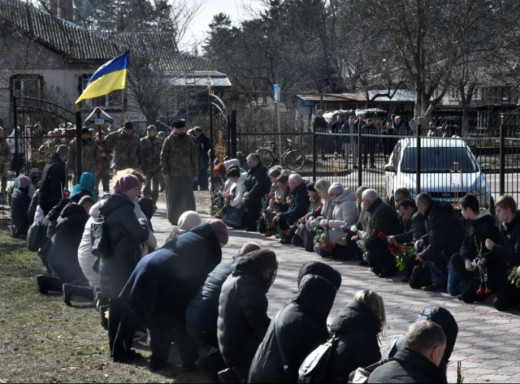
0,191,213,383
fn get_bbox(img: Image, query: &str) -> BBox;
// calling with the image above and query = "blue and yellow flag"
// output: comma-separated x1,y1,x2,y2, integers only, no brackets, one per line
75,51,129,104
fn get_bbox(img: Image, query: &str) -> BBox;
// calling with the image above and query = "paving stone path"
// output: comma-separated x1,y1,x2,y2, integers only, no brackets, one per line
154,197,520,383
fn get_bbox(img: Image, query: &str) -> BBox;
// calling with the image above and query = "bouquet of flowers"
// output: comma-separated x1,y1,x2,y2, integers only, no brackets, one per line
277,222,298,243
261,193,272,211
473,238,491,295
209,199,224,218
380,232,417,272
314,228,336,253
223,193,233,208
508,266,520,288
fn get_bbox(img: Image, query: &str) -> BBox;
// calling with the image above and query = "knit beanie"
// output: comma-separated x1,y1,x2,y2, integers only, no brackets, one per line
208,219,229,245
306,181,316,192
18,175,31,189
114,174,140,193
328,182,344,196
178,210,201,231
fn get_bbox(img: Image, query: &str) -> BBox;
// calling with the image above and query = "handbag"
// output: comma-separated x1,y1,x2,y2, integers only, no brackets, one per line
302,227,314,252
297,333,338,383
223,205,244,228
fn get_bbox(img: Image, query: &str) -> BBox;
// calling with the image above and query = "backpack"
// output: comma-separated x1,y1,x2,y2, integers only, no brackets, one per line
90,216,112,258
297,334,339,383
348,358,395,384
26,221,45,252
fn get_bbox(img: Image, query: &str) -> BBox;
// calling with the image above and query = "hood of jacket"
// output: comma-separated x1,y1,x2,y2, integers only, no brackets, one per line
424,201,453,220
292,274,336,322
60,202,87,219
367,197,384,214
472,210,495,229
99,192,134,216
329,300,382,334
231,255,268,287
78,172,95,191
335,188,355,205
415,306,458,362
297,261,342,291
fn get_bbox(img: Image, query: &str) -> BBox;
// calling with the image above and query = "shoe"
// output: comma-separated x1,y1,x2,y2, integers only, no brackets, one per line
63,283,73,306
358,260,369,267
422,281,447,292
99,305,109,330
217,368,241,383
37,275,48,294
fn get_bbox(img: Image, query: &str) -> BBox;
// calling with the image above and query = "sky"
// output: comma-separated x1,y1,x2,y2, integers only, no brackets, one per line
178,0,265,50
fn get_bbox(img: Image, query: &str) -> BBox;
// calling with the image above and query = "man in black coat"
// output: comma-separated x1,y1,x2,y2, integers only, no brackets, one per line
193,127,211,191
248,274,337,383
415,193,466,293
242,153,271,231
362,118,378,168
274,174,310,230
362,189,400,277
38,145,69,215
451,194,502,303
217,249,277,383
313,110,328,160
368,320,447,384
110,221,227,371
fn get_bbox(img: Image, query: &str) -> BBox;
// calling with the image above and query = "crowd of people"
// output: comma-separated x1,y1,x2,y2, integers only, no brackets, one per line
5,116,520,383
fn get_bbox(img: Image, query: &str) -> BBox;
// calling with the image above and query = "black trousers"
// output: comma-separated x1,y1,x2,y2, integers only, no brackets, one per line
365,238,397,276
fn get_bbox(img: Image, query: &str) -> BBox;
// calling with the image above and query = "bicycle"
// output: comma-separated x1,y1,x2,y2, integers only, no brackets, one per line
256,138,306,171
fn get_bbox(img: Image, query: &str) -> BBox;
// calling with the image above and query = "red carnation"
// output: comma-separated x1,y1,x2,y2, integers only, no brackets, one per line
484,288,492,295
264,194,270,198
264,233,272,238
476,289,484,295
402,245,408,252
378,231,387,242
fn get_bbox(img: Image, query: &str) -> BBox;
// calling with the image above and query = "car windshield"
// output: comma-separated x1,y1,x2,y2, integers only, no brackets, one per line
401,146,478,173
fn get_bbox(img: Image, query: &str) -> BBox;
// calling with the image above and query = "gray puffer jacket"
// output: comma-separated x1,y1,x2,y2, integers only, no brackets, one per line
325,188,358,245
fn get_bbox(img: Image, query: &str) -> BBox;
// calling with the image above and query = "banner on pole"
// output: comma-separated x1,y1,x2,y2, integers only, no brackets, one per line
274,84,280,103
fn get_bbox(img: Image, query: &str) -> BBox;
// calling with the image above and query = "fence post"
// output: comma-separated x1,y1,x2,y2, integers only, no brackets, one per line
312,123,317,181
75,111,82,183
231,109,237,158
12,96,19,176
499,113,505,195
357,116,362,186
416,116,421,194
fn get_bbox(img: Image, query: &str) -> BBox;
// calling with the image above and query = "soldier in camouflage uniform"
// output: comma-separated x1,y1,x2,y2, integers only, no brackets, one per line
140,125,162,204
69,128,100,182
160,118,198,225
95,131,111,195
39,131,62,162
0,127,12,194
105,121,143,171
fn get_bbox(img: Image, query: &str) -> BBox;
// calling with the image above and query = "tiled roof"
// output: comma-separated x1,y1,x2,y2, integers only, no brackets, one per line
0,0,120,61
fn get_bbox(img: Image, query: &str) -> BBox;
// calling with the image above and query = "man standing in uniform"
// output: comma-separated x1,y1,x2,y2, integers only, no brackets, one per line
141,125,163,205
95,131,111,195
105,121,143,171
160,118,198,225
0,128,12,195
68,127,100,182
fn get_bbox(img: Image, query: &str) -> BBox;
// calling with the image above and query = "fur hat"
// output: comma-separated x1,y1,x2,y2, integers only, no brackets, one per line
208,219,229,245
114,174,140,193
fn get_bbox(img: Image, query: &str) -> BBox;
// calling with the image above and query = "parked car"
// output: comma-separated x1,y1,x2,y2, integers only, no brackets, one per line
384,137,492,208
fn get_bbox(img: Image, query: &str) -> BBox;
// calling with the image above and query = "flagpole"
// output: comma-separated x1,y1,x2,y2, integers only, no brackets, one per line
120,87,126,126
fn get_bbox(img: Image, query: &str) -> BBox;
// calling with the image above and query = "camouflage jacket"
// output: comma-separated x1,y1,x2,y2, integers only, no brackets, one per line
97,140,111,170
140,136,163,174
105,130,143,170
69,137,100,174
0,139,11,165
160,132,198,177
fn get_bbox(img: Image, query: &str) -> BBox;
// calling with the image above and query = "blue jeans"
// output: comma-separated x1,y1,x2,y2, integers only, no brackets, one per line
447,259,466,296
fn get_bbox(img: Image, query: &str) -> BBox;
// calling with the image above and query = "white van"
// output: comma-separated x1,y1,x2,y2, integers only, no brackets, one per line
384,137,492,208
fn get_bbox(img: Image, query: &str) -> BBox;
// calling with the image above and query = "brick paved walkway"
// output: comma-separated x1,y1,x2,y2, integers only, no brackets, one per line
154,199,520,383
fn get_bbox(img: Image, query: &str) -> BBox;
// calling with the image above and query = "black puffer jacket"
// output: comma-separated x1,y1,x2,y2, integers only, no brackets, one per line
420,201,466,261
99,193,149,298
38,153,67,214
278,181,310,226
244,162,270,201
488,212,520,267
327,301,382,382
394,209,427,244
47,202,89,283
460,211,500,261
217,256,272,369
368,348,447,383
248,275,337,383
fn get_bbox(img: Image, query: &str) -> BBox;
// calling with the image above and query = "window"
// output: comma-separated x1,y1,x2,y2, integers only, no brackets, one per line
502,87,510,102
11,74,42,102
78,74,124,110
448,88,459,101
472,87,482,100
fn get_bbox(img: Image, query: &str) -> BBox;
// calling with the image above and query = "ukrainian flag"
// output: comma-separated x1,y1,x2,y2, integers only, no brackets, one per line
75,51,129,104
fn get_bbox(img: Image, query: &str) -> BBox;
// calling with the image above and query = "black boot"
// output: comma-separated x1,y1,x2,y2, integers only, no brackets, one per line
63,283,95,306
37,275,63,294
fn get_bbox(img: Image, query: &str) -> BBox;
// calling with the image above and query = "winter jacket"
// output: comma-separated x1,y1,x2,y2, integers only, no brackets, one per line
217,256,272,369
394,209,427,244
248,275,337,383
140,135,163,174
366,197,400,241
160,132,198,177
69,137,100,174
195,133,210,171
244,163,271,201
10,187,31,227
419,201,466,262
38,153,67,214
70,172,97,202
105,130,143,170
460,211,500,262
325,188,358,245
487,212,520,267
326,301,382,382
98,192,149,298
185,252,244,345
368,348,447,383
380,306,458,381
229,172,247,208
120,223,222,324
47,202,89,283
279,181,311,226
